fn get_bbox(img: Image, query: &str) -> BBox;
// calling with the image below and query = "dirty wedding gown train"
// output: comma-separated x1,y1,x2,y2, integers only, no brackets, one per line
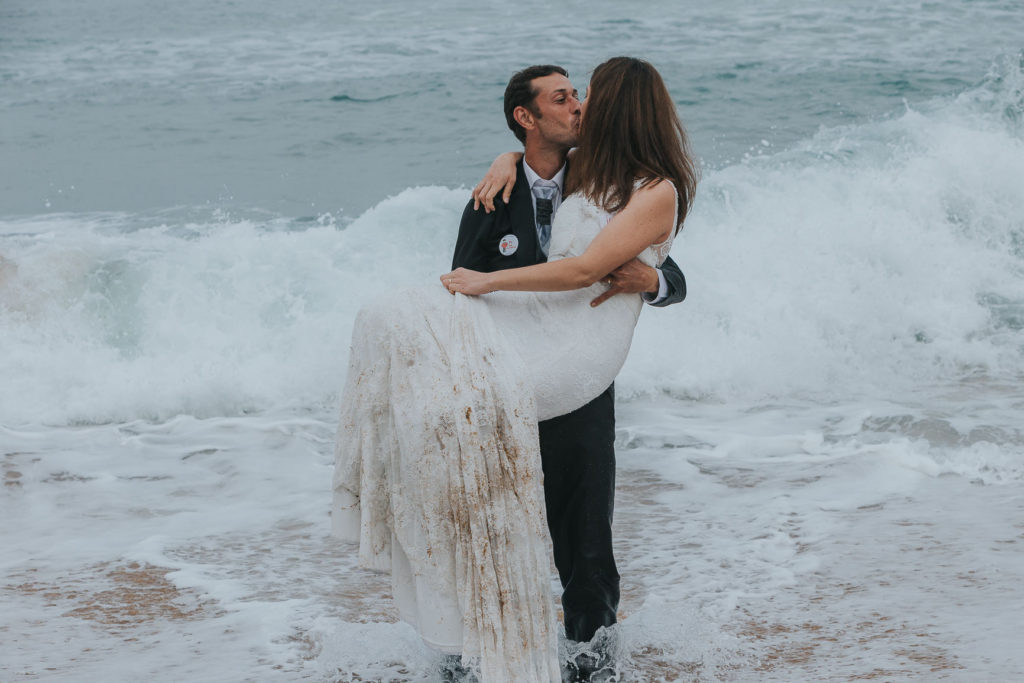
332,190,675,682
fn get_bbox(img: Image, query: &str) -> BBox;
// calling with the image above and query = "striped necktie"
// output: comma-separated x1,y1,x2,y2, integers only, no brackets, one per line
532,180,558,255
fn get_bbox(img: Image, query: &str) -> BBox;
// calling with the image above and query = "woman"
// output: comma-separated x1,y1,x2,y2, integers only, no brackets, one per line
333,57,697,682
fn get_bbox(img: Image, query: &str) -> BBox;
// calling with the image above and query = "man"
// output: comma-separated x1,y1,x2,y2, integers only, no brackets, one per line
450,65,686,681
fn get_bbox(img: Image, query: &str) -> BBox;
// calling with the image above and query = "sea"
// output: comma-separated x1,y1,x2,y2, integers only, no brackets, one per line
2,0,1024,680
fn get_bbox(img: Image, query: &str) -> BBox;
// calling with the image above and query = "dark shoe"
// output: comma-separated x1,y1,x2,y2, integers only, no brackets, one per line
565,626,620,683
438,654,479,683
567,647,618,682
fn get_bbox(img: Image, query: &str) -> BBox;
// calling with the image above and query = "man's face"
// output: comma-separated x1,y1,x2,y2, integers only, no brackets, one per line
526,73,581,148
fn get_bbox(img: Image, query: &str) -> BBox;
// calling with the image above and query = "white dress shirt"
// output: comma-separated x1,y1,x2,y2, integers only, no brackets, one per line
522,159,566,225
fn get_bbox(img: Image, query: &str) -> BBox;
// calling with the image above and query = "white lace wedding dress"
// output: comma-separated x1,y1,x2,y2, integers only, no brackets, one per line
332,190,675,682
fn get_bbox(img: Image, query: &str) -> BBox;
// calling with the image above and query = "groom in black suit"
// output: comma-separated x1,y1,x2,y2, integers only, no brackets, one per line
450,65,686,681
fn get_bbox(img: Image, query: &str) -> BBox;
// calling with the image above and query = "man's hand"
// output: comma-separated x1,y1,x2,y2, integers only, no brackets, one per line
590,258,660,307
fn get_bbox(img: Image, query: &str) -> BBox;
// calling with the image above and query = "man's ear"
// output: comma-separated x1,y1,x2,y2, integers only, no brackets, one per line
513,105,535,131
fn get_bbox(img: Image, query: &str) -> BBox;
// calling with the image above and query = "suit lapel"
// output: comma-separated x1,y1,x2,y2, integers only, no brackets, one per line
508,161,542,265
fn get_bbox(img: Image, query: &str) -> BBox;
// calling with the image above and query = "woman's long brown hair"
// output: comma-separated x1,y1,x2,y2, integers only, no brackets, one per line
567,57,699,232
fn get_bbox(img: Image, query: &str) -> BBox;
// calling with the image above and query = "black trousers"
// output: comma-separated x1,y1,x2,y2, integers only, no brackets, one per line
537,384,619,644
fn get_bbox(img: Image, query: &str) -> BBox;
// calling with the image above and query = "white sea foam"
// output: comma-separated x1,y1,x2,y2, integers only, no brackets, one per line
0,188,467,425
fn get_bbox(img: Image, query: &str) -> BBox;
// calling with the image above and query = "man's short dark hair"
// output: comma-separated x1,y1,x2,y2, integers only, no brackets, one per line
504,64,568,144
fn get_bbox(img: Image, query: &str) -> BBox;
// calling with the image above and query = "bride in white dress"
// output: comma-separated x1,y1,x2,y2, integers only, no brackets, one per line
332,57,698,682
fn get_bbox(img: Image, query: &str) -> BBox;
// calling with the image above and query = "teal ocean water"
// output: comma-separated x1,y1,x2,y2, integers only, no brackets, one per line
3,0,1023,218
2,1,1024,680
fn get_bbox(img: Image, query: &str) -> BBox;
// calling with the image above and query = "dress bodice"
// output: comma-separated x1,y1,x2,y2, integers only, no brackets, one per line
549,188,676,269
487,184,676,421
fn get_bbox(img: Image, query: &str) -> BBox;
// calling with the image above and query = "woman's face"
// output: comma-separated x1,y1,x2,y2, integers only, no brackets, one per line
581,86,590,120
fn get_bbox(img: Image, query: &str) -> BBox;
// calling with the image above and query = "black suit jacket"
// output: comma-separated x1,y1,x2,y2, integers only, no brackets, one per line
452,160,686,306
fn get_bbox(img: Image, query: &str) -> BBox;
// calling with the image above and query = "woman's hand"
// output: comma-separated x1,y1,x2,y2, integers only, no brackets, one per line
440,268,494,296
472,152,522,213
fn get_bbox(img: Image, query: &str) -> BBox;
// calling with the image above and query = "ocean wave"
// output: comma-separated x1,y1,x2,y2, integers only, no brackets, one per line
3,68,1024,426
620,57,1024,403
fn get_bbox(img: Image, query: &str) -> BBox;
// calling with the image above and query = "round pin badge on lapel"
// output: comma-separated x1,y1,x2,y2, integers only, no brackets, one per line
498,234,519,256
